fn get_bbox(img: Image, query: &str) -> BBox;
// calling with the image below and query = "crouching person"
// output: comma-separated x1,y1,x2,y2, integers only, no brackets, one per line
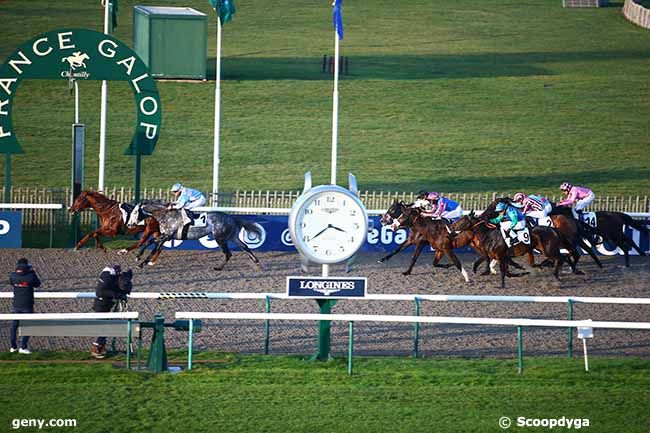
91,265,132,359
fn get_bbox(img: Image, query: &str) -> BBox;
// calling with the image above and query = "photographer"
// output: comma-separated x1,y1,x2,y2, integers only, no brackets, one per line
91,265,132,359
9,258,41,354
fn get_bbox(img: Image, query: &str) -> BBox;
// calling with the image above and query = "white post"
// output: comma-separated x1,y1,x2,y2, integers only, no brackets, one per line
212,18,222,205
322,264,329,278
582,339,589,372
330,32,340,186
74,81,80,124
98,0,110,193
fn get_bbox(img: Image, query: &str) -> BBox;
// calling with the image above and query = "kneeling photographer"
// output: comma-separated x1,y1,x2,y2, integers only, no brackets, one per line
91,265,133,359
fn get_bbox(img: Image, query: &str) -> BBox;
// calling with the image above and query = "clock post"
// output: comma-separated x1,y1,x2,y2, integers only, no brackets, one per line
288,172,368,361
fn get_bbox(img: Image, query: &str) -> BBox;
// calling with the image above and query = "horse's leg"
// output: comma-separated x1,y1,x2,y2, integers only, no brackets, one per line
403,241,426,276
148,239,167,266
499,256,507,288
75,229,106,251
433,250,453,269
138,236,165,268
578,239,602,268
446,250,469,282
472,255,486,274
214,240,232,271
233,237,262,271
378,238,415,263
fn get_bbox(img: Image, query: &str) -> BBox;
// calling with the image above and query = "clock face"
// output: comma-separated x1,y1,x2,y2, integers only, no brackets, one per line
290,186,368,264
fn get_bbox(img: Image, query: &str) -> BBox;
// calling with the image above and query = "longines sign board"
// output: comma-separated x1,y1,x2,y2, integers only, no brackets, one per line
0,28,162,156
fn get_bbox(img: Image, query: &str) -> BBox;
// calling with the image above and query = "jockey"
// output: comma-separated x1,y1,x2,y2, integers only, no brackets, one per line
489,202,526,244
413,192,463,222
512,192,552,221
169,184,206,234
169,183,206,210
557,182,595,218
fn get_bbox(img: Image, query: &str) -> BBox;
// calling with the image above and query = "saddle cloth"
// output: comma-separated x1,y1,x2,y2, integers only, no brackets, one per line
580,212,597,228
503,227,531,248
119,204,144,226
537,216,554,227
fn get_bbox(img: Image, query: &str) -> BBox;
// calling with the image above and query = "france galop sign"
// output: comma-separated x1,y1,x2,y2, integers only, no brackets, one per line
0,28,162,155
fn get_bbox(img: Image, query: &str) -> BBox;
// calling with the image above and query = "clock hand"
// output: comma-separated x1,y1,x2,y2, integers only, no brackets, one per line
329,224,347,233
311,226,330,240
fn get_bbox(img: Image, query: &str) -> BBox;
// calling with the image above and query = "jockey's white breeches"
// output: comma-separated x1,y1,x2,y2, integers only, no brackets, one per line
185,196,206,210
441,206,463,221
574,191,595,211
526,202,552,220
500,220,525,240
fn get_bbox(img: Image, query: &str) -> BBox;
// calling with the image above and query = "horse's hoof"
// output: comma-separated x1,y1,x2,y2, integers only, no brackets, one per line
147,261,155,266
137,264,144,269
117,249,128,255
402,271,411,276
377,259,384,264
573,270,585,276
213,267,224,271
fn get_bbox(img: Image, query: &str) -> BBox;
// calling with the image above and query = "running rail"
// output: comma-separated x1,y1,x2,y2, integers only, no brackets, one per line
174,311,650,329
0,312,138,320
2,292,650,305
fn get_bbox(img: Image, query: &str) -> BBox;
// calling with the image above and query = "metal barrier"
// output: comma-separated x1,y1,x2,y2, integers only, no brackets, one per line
4,292,650,360
175,311,650,374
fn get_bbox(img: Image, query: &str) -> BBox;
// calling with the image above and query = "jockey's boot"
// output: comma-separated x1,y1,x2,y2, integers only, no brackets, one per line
181,222,191,239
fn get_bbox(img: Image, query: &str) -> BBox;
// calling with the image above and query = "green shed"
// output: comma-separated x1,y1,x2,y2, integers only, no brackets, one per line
133,6,207,79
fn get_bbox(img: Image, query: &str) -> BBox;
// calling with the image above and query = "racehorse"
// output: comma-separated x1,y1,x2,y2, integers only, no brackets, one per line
68,190,160,253
379,199,524,275
126,202,263,271
483,197,602,272
451,212,567,287
551,206,648,267
390,206,472,281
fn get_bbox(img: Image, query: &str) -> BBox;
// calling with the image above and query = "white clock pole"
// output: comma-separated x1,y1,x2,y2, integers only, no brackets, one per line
330,22,340,186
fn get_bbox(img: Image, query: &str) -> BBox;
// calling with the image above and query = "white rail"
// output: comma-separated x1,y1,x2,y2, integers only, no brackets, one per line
2,292,650,305
0,203,63,210
0,312,138,320
175,311,650,330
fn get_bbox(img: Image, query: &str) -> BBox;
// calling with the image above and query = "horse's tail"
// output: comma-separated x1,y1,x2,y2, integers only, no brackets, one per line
622,213,649,235
235,217,263,238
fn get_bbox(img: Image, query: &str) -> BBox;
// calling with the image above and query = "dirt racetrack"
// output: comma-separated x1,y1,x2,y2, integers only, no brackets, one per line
1,248,649,358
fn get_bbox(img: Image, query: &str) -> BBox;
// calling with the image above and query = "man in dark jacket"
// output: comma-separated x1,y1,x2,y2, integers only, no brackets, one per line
9,258,41,354
91,265,131,359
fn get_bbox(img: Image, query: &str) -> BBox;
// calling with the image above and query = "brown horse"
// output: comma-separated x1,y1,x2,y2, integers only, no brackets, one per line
391,206,471,281
68,190,160,254
451,212,567,287
379,200,524,275
483,197,602,272
551,206,648,267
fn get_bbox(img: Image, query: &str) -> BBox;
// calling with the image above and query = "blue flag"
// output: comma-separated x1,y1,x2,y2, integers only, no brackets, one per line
333,0,343,40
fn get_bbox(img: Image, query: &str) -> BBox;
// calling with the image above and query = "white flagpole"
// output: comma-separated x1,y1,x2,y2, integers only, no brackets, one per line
98,0,110,193
330,30,340,185
212,17,222,205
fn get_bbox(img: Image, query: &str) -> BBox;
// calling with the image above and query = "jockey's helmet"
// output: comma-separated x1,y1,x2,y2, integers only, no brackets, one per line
560,182,572,192
495,202,506,212
170,183,183,193
416,190,429,200
513,192,526,203
427,191,439,201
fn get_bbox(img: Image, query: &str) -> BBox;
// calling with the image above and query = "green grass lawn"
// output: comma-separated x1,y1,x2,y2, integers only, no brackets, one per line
0,353,649,432
1,0,649,195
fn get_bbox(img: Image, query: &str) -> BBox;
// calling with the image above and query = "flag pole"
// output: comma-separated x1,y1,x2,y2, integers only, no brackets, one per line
212,17,222,206
330,26,340,185
98,0,110,193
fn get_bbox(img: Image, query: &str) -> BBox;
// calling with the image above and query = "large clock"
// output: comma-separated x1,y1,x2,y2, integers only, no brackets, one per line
289,184,368,264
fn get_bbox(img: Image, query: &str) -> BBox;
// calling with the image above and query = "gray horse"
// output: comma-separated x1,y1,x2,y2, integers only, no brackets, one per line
126,202,262,271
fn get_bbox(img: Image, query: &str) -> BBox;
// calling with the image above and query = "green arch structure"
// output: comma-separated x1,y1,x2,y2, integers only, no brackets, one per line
0,28,162,157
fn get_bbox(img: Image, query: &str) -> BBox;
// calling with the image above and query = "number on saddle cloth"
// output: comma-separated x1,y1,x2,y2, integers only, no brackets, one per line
581,212,597,228
189,212,208,228
537,216,554,227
